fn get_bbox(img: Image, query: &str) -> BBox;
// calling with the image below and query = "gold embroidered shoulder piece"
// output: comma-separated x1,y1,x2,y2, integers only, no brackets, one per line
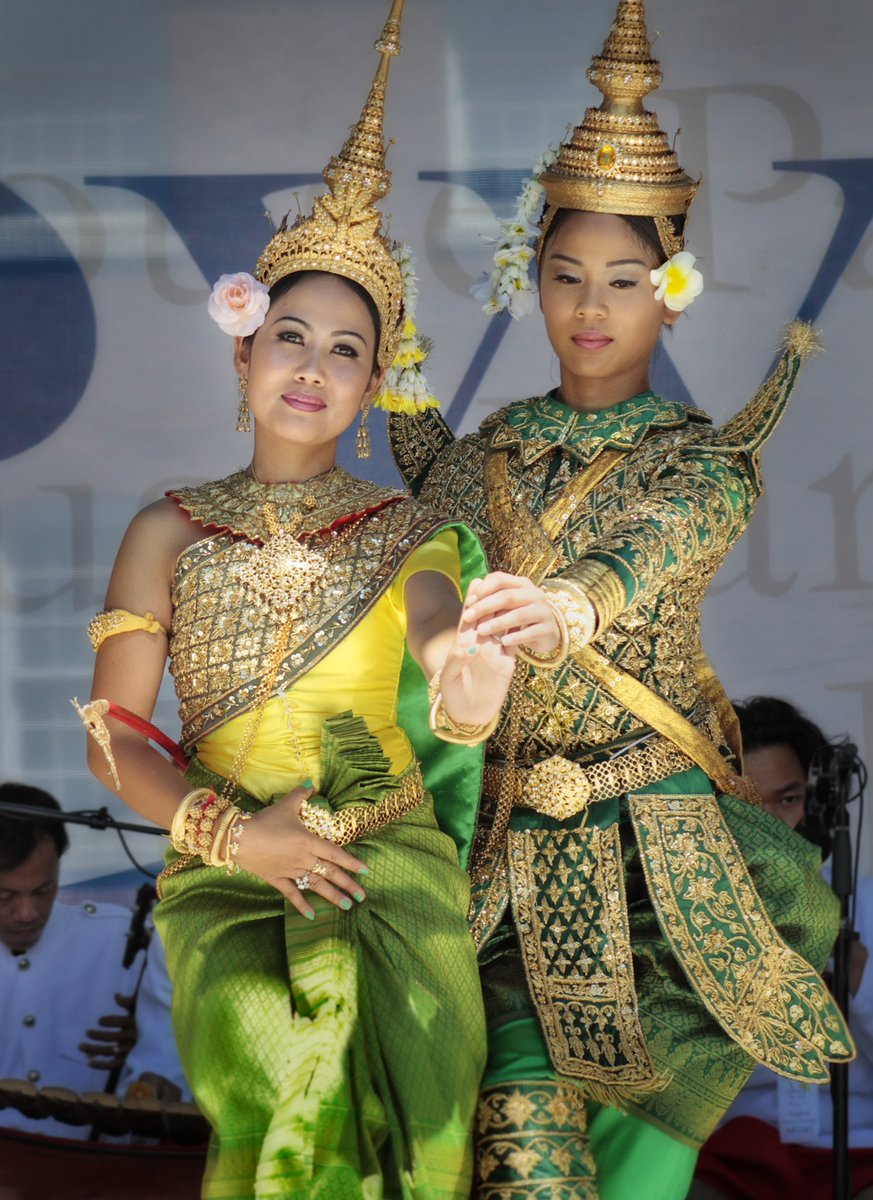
387,408,456,496
88,609,167,651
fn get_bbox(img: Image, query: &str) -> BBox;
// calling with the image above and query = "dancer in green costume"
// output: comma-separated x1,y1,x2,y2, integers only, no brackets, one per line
81,5,565,1196
388,2,854,1196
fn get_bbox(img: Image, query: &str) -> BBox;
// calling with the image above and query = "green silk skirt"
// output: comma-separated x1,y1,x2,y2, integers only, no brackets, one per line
156,732,486,1199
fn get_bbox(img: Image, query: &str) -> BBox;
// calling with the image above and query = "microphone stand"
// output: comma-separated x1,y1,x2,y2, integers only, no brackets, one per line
93,882,157,1137
0,800,165,836
828,745,858,1200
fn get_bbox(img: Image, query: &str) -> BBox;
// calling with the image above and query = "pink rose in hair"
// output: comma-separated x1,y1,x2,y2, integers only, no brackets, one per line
207,272,270,337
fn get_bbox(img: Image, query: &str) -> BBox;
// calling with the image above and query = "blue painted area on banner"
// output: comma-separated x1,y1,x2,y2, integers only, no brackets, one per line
773,159,873,324
0,183,96,462
86,173,320,288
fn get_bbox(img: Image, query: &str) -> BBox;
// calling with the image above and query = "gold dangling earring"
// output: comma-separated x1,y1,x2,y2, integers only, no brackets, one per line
236,377,251,433
356,400,371,459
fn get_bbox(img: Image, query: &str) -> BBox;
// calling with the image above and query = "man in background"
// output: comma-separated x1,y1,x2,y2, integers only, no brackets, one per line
0,781,140,1138
691,698,873,1200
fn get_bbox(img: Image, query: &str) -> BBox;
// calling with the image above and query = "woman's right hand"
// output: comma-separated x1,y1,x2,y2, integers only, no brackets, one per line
231,785,368,920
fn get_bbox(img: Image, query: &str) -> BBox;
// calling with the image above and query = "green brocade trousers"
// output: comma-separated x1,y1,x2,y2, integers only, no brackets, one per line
156,765,485,1199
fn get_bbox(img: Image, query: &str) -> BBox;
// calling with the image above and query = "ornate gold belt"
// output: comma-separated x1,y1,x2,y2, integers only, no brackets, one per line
483,737,696,821
298,766,426,844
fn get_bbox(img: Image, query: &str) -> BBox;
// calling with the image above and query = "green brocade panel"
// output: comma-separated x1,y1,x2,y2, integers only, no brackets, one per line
477,769,851,1148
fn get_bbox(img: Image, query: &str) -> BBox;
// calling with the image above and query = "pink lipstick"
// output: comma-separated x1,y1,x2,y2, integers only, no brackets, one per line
282,391,326,412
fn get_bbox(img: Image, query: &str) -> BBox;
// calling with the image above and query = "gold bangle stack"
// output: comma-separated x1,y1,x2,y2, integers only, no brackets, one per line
170,787,236,861
561,559,626,635
427,670,499,747
541,579,598,651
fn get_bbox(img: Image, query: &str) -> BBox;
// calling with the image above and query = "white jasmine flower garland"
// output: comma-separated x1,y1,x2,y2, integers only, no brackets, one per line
471,148,558,319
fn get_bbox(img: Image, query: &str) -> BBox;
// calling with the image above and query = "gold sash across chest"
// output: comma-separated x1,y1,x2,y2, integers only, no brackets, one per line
484,446,626,582
483,445,757,805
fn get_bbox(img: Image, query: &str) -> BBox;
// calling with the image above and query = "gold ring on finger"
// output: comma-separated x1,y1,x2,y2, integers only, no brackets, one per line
311,859,329,878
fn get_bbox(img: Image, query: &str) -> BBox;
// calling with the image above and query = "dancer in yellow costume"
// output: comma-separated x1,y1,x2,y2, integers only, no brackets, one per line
389,2,854,1197
80,5,563,1197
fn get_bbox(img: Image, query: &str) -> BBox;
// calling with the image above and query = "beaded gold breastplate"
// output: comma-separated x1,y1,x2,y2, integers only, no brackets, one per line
167,468,447,748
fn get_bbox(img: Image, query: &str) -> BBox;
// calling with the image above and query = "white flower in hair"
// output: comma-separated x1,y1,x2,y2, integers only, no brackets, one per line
207,272,270,337
472,146,558,319
650,251,704,313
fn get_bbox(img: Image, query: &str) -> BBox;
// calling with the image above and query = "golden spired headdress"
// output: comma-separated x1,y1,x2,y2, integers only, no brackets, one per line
538,0,699,257
254,0,406,371
473,0,704,318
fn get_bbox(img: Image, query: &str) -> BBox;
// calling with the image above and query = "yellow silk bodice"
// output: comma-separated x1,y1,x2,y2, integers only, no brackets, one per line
195,530,460,802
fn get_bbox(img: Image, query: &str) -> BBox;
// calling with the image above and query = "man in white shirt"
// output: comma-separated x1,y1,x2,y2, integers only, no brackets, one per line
0,781,138,1139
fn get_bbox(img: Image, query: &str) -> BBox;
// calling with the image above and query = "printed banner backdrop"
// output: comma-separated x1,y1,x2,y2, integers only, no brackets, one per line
1,0,871,892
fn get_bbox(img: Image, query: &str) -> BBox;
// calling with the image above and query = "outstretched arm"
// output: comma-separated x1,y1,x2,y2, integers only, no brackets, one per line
405,571,515,731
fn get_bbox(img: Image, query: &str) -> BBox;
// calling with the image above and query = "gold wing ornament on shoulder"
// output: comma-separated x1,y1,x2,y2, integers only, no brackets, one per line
705,321,822,485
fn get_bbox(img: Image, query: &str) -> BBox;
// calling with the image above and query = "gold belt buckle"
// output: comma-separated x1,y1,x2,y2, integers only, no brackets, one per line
524,755,593,820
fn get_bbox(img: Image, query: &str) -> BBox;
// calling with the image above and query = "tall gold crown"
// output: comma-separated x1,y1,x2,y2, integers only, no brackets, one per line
255,0,406,370
538,0,699,251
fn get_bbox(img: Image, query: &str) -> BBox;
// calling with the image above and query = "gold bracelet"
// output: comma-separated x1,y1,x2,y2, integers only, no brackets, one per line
169,788,214,853
224,810,253,875
207,805,243,868
298,769,425,845
541,579,598,651
515,600,571,670
429,694,498,745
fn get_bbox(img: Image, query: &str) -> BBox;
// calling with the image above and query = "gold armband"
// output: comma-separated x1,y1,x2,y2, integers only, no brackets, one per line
541,579,598,651
427,670,499,746
88,609,168,652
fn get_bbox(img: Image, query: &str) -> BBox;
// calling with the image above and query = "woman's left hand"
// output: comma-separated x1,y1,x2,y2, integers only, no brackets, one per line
463,572,562,656
438,600,516,728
